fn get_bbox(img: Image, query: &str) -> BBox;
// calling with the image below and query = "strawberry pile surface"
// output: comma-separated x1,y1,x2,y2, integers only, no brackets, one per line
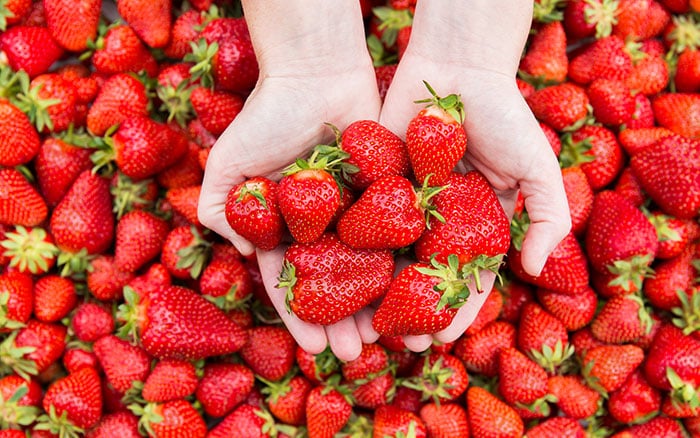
0,0,699,437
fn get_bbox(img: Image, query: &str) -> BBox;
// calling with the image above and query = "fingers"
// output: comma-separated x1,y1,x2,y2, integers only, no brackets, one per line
355,307,380,345
325,318,363,362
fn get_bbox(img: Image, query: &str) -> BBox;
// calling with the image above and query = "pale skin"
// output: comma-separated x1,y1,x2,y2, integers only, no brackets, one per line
198,0,571,361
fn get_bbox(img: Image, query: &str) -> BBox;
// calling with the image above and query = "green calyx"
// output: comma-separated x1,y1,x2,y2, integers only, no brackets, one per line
115,286,143,345
13,79,61,133
416,175,447,229
558,133,596,169
238,183,269,209
605,254,655,293
34,405,85,438
509,210,530,252
401,355,454,405
174,227,212,280
414,254,472,311
531,340,575,376
461,254,505,295
584,0,619,38
0,384,40,429
0,292,26,331
56,248,94,280
0,331,38,381
186,39,219,90
129,402,163,438
373,6,413,47
277,260,298,315
671,288,700,336
414,80,465,124
667,14,700,55
667,367,700,410
110,173,156,219
1,226,58,274
157,79,195,128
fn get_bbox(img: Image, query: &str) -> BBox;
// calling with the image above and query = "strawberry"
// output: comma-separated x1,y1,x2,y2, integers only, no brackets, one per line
524,417,586,438
206,403,277,438
649,211,694,260
404,352,468,404
467,386,524,438
651,92,700,138
414,171,510,285
339,119,409,190
93,334,151,394
591,294,654,344
195,362,254,418
131,399,206,438
337,175,442,250
608,370,662,424
563,0,618,39
0,98,41,167
86,73,150,137
630,134,700,220
224,176,285,251
190,86,244,136
373,405,427,438
85,411,141,438
259,373,313,426
626,49,669,96
497,276,535,324
372,255,474,337
117,284,247,360
586,78,636,127
305,384,353,438
614,167,646,207
519,303,571,374
160,225,211,280
525,82,590,131
547,374,602,419
19,72,81,134
0,26,64,78
463,286,503,336
49,169,114,255
375,64,398,103
0,226,57,275
90,24,158,76
36,367,102,434
613,0,670,40
116,0,171,48
0,271,33,331
70,302,114,342
279,233,394,325
113,210,170,273
405,82,467,186
497,347,552,418
34,137,93,207
419,402,469,438
163,9,204,60
156,141,204,190
352,371,396,410
62,346,98,374
583,344,645,394
0,168,48,228
0,374,42,428
295,346,340,385
568,35,634,84
561,166,593,236
612,415,686,437
44,0,100,52
453,320,517,377
519,20,568,84
559,124,625,191
198,243,253,310
643,323,700,394
240,325,296,382
86,255,135,302
141,359,198,403
165,185,202,225
110,173,160,219
0,0,32,30
618,126,676,156
536,286,598,331
32,275,76,323
675,49,700,92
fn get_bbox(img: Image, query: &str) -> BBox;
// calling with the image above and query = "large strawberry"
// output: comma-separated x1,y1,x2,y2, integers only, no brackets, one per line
583,344,645,394
651,92,700,139
405,81,467,186
608,370,662,424
568,35,633,84
337,175,442,250
90,24,158,76
0,98,41,167
44,0,101,52
239,325,297,382
86,73,150,137
0,168,48,228
225,176,285,251
517,302,572,374
117,284,247,360
525,82,590,131
497,347,553,418
0,26,64,78
36,367,102,435
93,334,151,394
279,233,394,325
195,362,254,418
305,384,353,438
453,320,517,377
190,86,244,136
34,137,93,207
113,210,170,273
519,20,568,84
116,0,171,49
466,386,524,438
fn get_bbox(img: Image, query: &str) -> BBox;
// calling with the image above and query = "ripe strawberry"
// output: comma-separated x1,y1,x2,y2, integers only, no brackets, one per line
90,24,157,76
70,302,114,343
630,134,700,220
352,371,396,410
116,0,171,48
467,386,524,438
453,320,517,377
93,334,151,394
198,243,252,309
613,0,670,40
497,347,552,418
405,82,467,186
225,176,285,251
612,415,686,437
497,276,535,324
591,294,654,344
117,284,247,360
190,86,244,137
305,384,353,438
36,367,102,434
34,137,93,207
536,286,598,331
618,127,676,156
651,92,700,138
279,233,394,325
0,374,42,428
85,411,141,438
163,9,204,60
372,256,475,337
547,375,602,419
568,35,634,84
338,119,409,190
519,20,568,84
0,98,41,167
165,185,202,225
86,73,150,136
414,171,510,282
156,142,204,190
32,275,76,323
337,175,441,250
125,262,172,298
614,167,647,207
526,82,590,131
375,64,398,102
559,124,625,191
419,402,469,438
0,25,64,77
560,166,594,236
0,271,33,334
517,302,572,374
563,0,618,39
195,362,254,418
608,370,662,424
61,345,97,374
239,326,296,382
206,403,277,438
49,170,115,255
141,359,198,403
405,352,468,404
587,78,636,127
113,210,170,273
86,255,135,302
373,405,427,438
0,0,32,30
464,286,503,336
648,211,694,260
525,417,586,438
159,225,211,280
1,226,57,275
583,344,645,394
259,373,313,426
44,0,100,52
675,49,700,92
131,399,206,438
626,50,670,96
0,168,48,228
295,346,340,385
643,323,700,392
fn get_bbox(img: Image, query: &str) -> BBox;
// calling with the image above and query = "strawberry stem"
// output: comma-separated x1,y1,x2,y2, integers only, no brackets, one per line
414,80,465,124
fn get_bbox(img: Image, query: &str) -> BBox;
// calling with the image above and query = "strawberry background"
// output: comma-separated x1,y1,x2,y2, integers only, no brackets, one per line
0,0,699,437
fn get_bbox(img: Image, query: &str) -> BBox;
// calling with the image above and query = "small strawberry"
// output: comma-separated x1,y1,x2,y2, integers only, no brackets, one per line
568,35,634,84
195,362,254,418
0,168,48,228
116,0,171,48
519,20,568,84
453,320,517,377
375,64,398,103
198,243,253,311
156,141,204,190
70,302,114,343
0,26,64,78
526,82,590,131
583,344,645,394
586,77,636,127
497,276,535,324
85,411,141,438
591,294,654,344
295,346,340,385
614,167,646,207
190,86,244,136
497,347,553,418
419,402,469,438
405,81,467,186
0,271,33,332
86,255,135,302
0,98,41,167
163,9,204,60
0,374,42,429
113,210,170,273
352,371,396,410
160,225,212,280
165,185,202,225
206,403,277,438
225,176,285,251
89,24,158,77
0,0,32,30
559,124,625,191
305,383,353,438
32,275,76,323
651,92,700,138
536,286,598,331
259,373,313,426
34,137,93,207
547,374,602,419
0,226,58,275
613,0,670,40
626,49,670,96
675,49,700,92
130,399,206,438
239,325,297,382
466,386,524,438
618,126,676,156
643,323,700,397
86,73,150,137
608,370,662,424
93,334,151,395
44,0,100,52
517,302,572,374
562,0,618,39
279,233,394,325
404,352,468,404
141,359,198,403
373,405,427,438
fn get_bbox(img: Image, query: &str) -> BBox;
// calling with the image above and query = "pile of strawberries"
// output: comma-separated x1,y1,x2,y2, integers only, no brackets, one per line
0,0,699,437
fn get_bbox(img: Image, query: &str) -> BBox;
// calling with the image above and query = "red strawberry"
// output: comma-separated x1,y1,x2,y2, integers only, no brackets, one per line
305,384,353,438
117,284,247,360
608,370,662,424
159,225,211,280
86,255,135,302
87,73,150,136
568,35,634,84
643,324,700,393
0,271,33,332
0,25,64,77
405,82,467,186
85,411,141,438
34,137,93,207
141,359,198,403
352,371,396,410
587,78,636,127
526,82,590,131
519,20,568,84
547,375,602,419
198,243,253,311
163,9,204,60
339,119,409,190
630,134,700,220
156,141,204,190
44,0,100,52
561,166,593,236
618,126,676,156
626,49,670,96
37,367,102,434
0,374,42,428
467,386,524,438
337,175,441,250
32,275,76,323
675,49,700,92
190,86,244,137
517,302,572,374
90,24,157,76
563,0,618,39
295,346,340,385
453,320,517,377
463,286,503,336
116,0,171,48
93,334,151,394
279,233,394,325
497,276,535,324
525,417,586,438
224,176,285,251
206,403,277,438
583,344,645,394
70,302,114,342
239,326,297,382
612,415,686,437
419,402,469,438
375,64,398,103
613,0,670,40
113,210,170,273
165,185,202,225
132,399,206,438
559,124,625,191
405,352,468,404
0,168,48,228
614,167,647,207
0,0,32,30
259,373,313,426
497,347,552,418
536,286,598,331
0,98,41,167
195,362,254,418
648,211,694,260
651,92,700,138
373,405,427,438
